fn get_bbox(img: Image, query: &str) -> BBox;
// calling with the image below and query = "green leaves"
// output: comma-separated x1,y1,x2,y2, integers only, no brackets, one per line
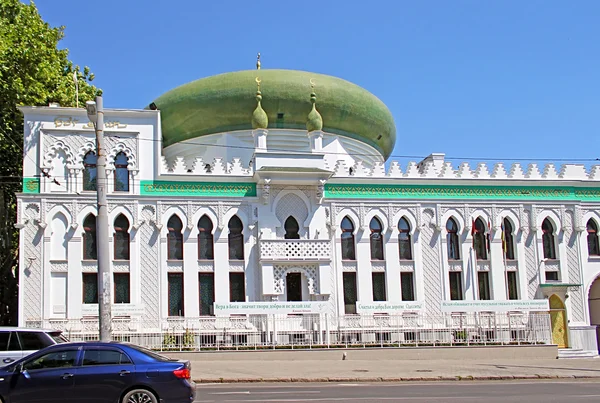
0,0,103,324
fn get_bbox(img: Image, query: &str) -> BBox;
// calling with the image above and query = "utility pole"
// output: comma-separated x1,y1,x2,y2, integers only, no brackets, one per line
86,96,112,341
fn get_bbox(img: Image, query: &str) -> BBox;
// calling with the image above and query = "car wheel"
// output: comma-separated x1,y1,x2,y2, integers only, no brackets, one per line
122,388,158,403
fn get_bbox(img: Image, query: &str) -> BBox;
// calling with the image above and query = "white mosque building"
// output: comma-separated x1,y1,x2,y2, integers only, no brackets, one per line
15,62,600,353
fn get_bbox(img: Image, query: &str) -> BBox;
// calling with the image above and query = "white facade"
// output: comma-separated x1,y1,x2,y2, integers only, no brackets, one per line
15,104,600,352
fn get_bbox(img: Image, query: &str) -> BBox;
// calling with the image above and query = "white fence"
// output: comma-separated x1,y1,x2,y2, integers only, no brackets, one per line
26,312,552,351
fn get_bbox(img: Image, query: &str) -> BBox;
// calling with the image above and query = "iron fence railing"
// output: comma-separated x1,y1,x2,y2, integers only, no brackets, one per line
26,311,552,351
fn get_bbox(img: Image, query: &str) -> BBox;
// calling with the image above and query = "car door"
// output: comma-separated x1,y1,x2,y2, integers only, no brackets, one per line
9,347,79,403
0,331,23,366
72,347,136,403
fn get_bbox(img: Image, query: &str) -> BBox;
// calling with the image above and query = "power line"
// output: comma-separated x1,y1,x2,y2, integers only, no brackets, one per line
102,134,599,163
41,132,598,163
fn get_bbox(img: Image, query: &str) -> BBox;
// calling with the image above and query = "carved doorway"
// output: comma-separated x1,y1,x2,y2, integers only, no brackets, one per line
286,273,302,301
550,294,568,348
588,276,600,352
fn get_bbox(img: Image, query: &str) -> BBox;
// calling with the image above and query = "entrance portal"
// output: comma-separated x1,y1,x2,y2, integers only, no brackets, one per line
286,273,302,301
588,276,600,352
550,294,568,348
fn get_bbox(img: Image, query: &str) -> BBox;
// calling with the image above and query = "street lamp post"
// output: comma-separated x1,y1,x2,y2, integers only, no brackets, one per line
86,96,112,341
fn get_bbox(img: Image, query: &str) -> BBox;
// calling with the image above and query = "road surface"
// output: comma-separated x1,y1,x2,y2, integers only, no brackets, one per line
196,380,600,402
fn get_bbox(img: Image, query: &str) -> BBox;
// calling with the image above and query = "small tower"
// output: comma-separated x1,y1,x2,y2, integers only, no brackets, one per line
307,78,323,153
252,75,268,151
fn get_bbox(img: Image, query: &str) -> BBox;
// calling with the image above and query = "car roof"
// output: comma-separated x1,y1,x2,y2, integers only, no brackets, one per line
45,341,132,348
0,327,61,333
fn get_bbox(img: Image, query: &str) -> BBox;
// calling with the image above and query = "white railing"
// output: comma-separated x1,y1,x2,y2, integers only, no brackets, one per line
26,312,551,351
259,239,331,261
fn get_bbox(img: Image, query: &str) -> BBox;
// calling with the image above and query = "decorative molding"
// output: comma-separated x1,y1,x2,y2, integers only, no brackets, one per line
325,184,600,201
166,261,183,272
229,261,245,272
140,180,256,197
112,261,130,273
371,261,386,272
341,261,357,272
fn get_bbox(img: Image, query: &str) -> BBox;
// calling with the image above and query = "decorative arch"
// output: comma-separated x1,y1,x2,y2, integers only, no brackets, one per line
536,210,562,232
274,191,310,237
46,204,74,232
334,209,360,235
76,141,96,167
107,142,137,169
392,209,418,235
160,206,188,237
273,265,319,295
189,207,218,236
440,210,465,235
43,140,75,167
109,206,135,233
76,205,98,236
498,210,520,231
364,208,389,233
468,210,491,225
582,211,600,232
221,206,250,234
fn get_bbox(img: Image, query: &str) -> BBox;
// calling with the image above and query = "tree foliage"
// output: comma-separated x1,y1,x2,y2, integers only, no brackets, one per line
0,0,101,324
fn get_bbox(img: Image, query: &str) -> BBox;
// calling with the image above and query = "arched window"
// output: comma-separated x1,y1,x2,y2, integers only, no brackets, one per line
114,214,130,260
542,218,557,260
228,215,244,260
114,152,129,192
369,217,384,260
167,215,183,260
398,217,412,260
198,215,214,260
502,218,516,260
83,214,97,260
341,216,356,260
473,218,488,260
50,213,68,260
284,216,300,239
83,151,97,191
587,219,600,256
446,218,460,260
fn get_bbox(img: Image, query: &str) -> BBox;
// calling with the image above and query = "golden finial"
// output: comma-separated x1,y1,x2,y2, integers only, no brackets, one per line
307,78,323,132
256,53,261,70
252,75,268,129
255,76,261,91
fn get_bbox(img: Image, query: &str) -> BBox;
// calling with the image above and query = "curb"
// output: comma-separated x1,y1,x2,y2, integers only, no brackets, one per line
195,374,600,384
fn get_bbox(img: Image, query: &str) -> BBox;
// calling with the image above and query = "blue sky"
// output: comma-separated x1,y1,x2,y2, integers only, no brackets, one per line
34,0,600,167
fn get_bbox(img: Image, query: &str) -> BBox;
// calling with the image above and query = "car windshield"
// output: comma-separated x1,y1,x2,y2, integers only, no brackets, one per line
49,332,69,343
126,345,175,362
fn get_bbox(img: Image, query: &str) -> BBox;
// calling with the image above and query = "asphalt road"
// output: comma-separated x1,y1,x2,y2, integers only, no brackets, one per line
195,380,600,402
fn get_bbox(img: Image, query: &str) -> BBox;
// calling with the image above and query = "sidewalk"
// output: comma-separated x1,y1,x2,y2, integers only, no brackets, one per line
165,350,600,383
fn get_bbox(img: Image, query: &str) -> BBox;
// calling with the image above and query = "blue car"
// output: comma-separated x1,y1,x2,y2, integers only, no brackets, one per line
0,341,196,403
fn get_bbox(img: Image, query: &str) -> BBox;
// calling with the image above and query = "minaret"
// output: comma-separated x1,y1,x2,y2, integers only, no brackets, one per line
252,54,268,151
306,78,323,152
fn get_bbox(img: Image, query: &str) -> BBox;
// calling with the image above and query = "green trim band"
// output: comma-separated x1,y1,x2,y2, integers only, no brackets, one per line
324,184,600,201
22,178,40,193
140,180,256,197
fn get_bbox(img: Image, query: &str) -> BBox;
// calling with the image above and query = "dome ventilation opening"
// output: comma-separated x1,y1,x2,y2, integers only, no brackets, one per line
276,113,285,128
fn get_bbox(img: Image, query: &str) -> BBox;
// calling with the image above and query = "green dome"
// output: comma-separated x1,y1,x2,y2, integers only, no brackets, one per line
152,69,396,158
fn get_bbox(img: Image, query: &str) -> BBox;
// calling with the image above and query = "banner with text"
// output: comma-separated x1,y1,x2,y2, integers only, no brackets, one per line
440,300,550,313
81,304,146,316
356,301,425,314
213,302,329,315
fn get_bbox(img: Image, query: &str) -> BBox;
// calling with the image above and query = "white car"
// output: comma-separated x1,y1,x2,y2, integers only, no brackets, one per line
0,327,68,366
